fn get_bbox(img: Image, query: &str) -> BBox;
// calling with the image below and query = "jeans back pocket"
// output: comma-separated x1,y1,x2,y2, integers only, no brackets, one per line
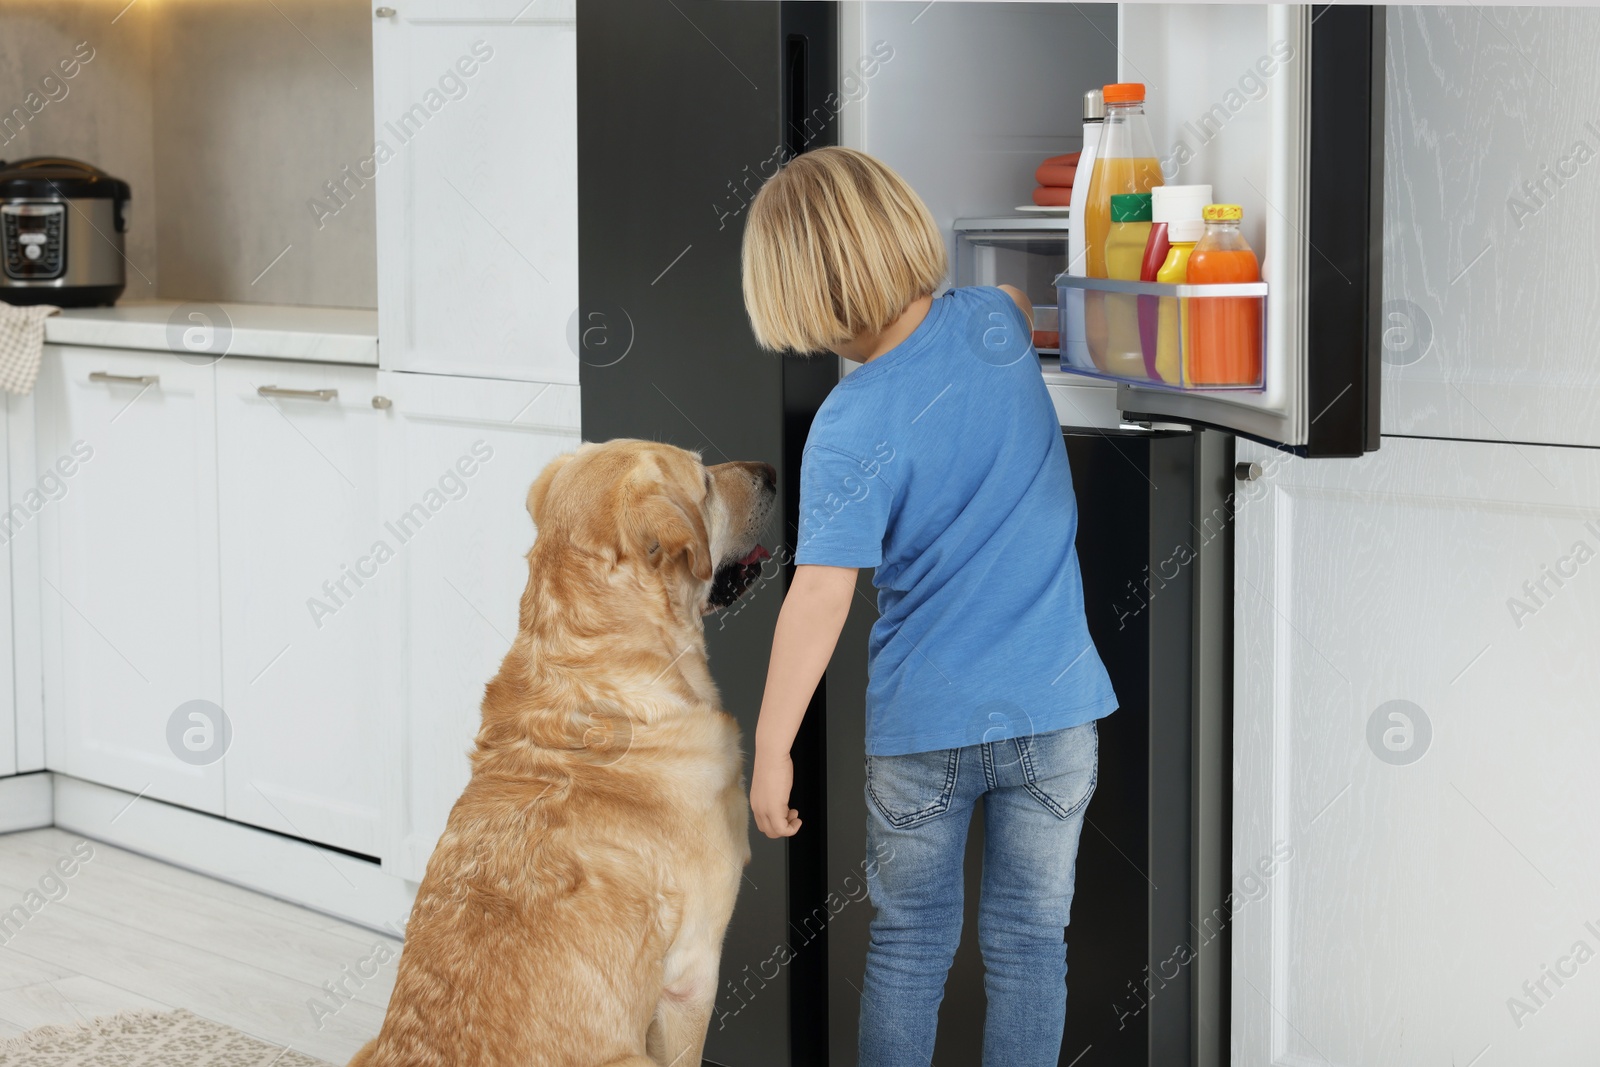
865,748,961,828
1017,722,1099,821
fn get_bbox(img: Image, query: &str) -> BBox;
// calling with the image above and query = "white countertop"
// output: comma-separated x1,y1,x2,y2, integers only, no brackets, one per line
44,301,378,366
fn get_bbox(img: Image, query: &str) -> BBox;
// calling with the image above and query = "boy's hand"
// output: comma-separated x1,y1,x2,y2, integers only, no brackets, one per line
751,752,802,838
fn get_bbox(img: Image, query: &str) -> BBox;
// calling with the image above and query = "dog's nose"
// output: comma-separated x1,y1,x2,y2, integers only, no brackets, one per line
756,463,777,492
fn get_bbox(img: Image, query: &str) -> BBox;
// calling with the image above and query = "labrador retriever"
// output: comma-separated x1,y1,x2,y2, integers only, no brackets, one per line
350,439,776,1067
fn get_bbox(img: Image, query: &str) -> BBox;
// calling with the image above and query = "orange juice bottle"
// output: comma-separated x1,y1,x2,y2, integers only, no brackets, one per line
1084,82,1163,369
1187,204,1261,386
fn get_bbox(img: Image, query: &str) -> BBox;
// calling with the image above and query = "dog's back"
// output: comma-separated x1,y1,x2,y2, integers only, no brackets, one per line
355,777,665,1064
354,690,745,1065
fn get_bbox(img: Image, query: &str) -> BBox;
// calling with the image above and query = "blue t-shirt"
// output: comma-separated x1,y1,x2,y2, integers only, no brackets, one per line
796,285,1117,756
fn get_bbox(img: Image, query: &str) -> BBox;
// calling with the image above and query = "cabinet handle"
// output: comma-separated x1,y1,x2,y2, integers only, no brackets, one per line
1235,461,1264,482
258,386,337,402
374,6,397,16
371,395,392,409
89,371,158,386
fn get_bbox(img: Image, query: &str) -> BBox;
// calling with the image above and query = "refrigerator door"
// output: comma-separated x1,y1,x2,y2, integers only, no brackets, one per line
577,3,846,1063
1102,3,1384,457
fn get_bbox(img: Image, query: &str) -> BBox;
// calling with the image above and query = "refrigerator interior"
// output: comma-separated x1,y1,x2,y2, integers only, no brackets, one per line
834,4,1237,1065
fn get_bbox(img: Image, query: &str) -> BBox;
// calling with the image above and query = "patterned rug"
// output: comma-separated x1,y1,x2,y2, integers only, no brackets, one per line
0,1008,335,1066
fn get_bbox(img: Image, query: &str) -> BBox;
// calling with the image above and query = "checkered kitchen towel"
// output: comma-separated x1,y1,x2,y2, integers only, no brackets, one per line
0,302,59,394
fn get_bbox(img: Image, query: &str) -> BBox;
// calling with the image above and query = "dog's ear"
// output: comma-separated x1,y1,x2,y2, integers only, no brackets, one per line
625,486,712,583
526,451,576,527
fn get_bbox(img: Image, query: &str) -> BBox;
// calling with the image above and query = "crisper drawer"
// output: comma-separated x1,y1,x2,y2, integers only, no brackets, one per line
1056,275,1268,392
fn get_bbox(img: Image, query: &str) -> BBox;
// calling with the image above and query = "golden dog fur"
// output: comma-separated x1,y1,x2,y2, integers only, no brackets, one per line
350,440,776,1067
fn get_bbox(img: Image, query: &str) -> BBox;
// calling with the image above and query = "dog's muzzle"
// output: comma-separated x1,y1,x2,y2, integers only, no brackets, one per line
708,545,771,610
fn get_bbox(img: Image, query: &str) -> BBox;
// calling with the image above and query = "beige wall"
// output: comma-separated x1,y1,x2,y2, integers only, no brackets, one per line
0,0,375,309
151,0,375,308
0,0,159,298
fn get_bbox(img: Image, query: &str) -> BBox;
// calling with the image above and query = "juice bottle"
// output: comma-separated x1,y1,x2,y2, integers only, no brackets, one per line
1084,83,1162,369
1153,217,1203,385
1187,204,1262,386
1084,84,1163,277
1103,193,1151,378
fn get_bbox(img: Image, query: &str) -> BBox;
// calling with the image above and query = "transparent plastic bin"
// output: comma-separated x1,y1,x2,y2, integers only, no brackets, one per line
1031,304,1059,356
953,217,1070,319
1054,274,1268,391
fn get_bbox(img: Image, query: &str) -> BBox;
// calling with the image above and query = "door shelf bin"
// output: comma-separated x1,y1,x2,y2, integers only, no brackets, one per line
1053,274,1268,392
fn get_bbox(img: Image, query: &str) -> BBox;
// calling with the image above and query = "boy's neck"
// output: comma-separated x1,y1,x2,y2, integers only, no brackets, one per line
833,293,933,364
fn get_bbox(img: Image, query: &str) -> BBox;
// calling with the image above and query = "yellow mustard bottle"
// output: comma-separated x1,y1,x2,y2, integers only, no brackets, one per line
1102,192,1152,379
1155,217,1202,386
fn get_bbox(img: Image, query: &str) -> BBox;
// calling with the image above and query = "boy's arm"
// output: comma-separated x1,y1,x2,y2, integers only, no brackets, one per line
998,283,1033,326
750,563,858,839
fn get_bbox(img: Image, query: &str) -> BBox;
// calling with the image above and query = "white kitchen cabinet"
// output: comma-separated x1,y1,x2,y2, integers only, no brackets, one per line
215,359,386,857
372,0,578,385
38,346,224,813
376,370,580,881
1233,436,1600,1066
0,393,13,778
7,390,45,776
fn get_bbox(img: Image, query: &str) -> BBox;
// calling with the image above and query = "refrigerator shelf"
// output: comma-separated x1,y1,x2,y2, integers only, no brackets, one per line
1054,273,1268,393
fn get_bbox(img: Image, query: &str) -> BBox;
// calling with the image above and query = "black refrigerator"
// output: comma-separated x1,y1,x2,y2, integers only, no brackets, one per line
577,4,1379,1063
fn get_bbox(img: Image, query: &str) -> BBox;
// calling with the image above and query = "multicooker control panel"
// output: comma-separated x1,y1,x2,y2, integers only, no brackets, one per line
2,203,66,280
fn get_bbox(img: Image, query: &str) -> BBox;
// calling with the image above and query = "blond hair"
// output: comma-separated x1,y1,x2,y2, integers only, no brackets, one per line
741,147,947,353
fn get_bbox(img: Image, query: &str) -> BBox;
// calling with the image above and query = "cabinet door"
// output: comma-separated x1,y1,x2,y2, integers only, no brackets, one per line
8,390,45,775
38,346,223,812
376,371,580,880
215,360,386,857
0,394,13,778
1233,437,1600,1066
372,0,578,384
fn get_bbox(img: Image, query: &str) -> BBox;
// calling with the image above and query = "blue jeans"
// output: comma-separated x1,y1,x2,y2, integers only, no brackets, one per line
858,722,1099,1067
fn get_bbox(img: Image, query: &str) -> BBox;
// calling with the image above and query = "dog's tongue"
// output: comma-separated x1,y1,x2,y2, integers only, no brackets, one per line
738,545,770,566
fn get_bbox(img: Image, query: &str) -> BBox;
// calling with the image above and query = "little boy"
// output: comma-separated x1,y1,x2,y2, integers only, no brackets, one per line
740,147,1118,1066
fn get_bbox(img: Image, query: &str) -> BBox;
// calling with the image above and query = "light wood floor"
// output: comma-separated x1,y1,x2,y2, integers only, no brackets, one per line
0,827,397,1064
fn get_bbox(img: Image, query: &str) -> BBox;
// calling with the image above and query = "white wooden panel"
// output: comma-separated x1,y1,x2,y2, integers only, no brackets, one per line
1235,436,1600,1066
1382,7,1600,446
376,371,580,881
54,776,415,940
0,390,13,778
372,0,578,384
0,772,51,832
7,389,44,772
215,359,385,857
38,346,223,814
